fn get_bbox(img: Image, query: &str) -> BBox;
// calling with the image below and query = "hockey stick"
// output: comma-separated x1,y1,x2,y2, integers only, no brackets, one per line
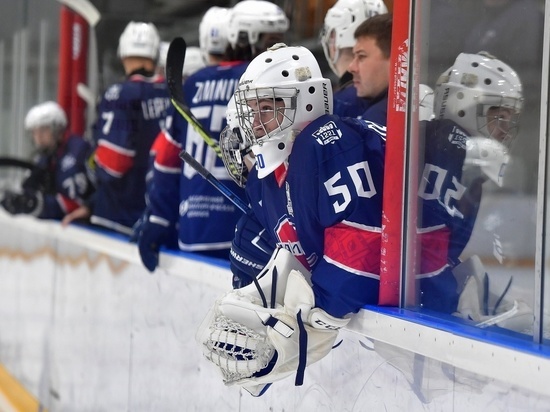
0,157,35,170
166,37,224,159
56,0,100,27
179,150,250,214
77,83,95,108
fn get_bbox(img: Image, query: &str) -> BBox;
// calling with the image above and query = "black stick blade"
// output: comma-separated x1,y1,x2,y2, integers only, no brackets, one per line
166,37,186,103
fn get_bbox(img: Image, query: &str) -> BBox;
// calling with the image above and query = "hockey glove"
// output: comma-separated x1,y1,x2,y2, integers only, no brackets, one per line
230,213,276,289
1,190,43,216
197,248,350,397
129,209,149,243
137,214,175,272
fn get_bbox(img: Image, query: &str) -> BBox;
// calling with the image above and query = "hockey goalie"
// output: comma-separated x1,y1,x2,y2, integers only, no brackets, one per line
194,39,388,395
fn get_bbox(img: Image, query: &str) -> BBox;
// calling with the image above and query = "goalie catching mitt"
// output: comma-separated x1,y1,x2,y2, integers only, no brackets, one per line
196,248,350,396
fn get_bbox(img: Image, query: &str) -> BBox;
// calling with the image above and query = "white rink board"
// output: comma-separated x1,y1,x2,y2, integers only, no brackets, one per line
0,211,549,411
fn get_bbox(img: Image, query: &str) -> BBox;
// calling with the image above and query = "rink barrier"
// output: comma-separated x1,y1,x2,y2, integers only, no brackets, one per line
0,208,549,410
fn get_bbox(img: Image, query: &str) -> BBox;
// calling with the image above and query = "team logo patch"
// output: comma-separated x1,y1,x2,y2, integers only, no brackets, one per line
274,215,315,269
105,84,121,101
61,154,76,172
313,121,342,145
448,126,468,149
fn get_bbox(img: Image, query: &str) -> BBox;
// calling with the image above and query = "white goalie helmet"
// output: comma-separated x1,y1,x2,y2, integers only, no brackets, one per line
227,0,289,49
434,52,523,146
234,44,333,178
24,101,67,132
199,6,230,58
320,0,388,76
118,21,160,61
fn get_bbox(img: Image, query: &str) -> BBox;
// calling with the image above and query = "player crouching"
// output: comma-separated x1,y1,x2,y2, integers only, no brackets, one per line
197,44,386,396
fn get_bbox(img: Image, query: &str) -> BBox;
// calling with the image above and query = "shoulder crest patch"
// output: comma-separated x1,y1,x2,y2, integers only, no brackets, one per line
313,121,342,145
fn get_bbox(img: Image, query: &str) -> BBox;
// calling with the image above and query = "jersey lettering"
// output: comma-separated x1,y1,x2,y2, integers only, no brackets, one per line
182,104,228,180
141,97,170,120
418,163,466,218
324,161,377,213
192,79,238,104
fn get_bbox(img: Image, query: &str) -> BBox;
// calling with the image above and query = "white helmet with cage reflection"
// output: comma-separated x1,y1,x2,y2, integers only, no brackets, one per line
227,0,289,50
118,21,160,61
234,43,332,178
434,52,523,146
320,0,388,76
199,6,230,58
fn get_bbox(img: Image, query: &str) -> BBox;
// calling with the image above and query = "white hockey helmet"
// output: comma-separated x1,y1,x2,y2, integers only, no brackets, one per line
24,101,67,131
227,1,289,49
234,44,332,178
418,83,435,121
320,0,388,76
199,6,230,58
434,52,523,146
182,46,207,78
118,21,160,61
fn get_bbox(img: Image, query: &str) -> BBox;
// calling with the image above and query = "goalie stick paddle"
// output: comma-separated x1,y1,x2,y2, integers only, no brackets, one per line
179,150,250,214
166,37,225,160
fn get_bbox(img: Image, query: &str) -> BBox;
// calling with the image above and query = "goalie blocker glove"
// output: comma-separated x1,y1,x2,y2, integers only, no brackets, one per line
230,213,277,288
1,190,43,217
197,248,351,397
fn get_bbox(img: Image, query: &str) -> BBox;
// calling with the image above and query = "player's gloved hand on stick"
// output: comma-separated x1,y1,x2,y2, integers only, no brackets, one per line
230,213,277,288
137,214,173,272
0,189,43,216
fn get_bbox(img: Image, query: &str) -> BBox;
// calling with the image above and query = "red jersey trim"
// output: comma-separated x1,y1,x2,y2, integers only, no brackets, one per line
95,141,135,177
324,221,381,278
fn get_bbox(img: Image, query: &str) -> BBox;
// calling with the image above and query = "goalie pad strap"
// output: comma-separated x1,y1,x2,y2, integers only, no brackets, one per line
256,311,294,338
295,309,307,386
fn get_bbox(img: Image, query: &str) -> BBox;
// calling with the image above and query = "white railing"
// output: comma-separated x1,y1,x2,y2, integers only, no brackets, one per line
0,210,549,411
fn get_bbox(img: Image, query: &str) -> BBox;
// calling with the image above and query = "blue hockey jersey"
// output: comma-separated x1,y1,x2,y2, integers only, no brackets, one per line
91,71,170,234
416,118,477,313
333,83,371,118
24,135,93,219
360,89,388,126
149,62,248,255
245,114,386,318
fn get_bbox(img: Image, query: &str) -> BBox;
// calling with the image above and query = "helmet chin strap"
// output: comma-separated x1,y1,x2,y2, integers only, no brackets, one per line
251,129,299,180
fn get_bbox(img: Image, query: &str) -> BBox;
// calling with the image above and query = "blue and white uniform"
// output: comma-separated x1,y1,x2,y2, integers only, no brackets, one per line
149,62,248,257
91,70,170,234
245,115,386,318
